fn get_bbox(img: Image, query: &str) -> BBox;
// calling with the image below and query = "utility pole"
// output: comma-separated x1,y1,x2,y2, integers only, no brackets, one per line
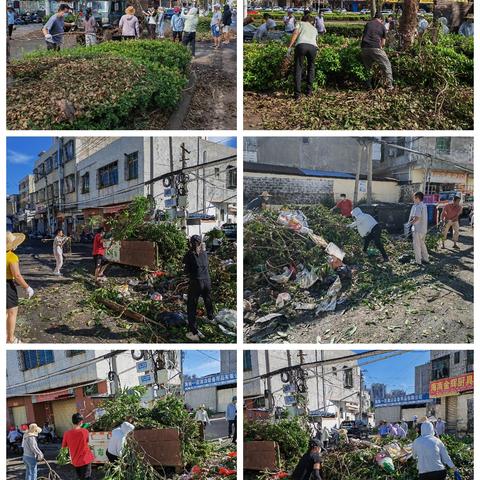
179,143,190,233
366,141,373,206
57,138,64,232
265,351,273,412
320,351,326,414
359,369,364,421
354,147,362,206
109,353,120,396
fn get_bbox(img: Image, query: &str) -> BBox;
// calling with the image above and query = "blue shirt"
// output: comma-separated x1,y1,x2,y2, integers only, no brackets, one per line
378,424,389,436
171,13,184,32
7,11,15,25
225,403,236,421
44,14,65,44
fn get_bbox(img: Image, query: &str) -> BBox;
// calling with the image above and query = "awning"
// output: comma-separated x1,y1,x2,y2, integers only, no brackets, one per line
32,388,75,404
83,203,130,216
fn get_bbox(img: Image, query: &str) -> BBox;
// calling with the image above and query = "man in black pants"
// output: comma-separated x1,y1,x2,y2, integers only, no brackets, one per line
183,235,214,341
348,207,389,262
291,439,323,480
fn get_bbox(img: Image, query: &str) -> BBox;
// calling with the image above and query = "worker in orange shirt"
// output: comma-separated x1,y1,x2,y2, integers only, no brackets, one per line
331,194,353,217
441,196,462,250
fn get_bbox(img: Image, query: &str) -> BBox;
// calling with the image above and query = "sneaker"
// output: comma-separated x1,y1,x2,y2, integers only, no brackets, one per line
186,332,200,342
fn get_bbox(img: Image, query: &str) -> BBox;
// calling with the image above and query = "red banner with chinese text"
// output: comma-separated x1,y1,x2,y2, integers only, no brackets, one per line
429,373,474,398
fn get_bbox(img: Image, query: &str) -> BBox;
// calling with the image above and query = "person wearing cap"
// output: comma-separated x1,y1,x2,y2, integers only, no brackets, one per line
22,423,44,480
225,397,237,438
62,413,95,480
347,207,389,262
42,3,75,51
119,6,140,40
360,13,393,90
330,193,352,217
171,7,184,42
441,195,462,250
284,8,296,33
222,4,232,44
182,7,199,56
142,6,158,39
291,438,323,480
7,231,34,344
106,421,135,463
210,4,222,49
183,235,214,341
412,421,458,479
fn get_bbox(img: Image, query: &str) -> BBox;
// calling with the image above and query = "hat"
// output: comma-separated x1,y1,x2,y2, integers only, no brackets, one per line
174,6,180,13
6,232,26,251
25,423,42,437
309,438,322,449
125,5,135,14
190,234,202,245
260,191,272,198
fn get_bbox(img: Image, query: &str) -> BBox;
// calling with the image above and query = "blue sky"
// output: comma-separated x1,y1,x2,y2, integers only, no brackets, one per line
183,350,221,377
358,351,430,394
6,136,236,195
7,137,53,194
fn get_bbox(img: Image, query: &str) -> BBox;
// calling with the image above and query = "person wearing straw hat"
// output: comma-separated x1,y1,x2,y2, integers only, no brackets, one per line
119,5,140,40
7,232,34,344
22,423,44,480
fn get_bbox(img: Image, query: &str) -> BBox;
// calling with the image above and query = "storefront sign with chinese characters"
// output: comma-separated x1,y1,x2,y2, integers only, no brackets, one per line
429,372,474,398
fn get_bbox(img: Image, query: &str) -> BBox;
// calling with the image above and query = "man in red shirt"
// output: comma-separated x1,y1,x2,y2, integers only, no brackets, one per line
331,194,353,217
62,413,95,480
92,227,109,281
441,196,462,250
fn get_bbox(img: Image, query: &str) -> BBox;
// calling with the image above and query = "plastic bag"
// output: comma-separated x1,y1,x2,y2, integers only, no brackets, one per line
270,266,293,284
215,309,237,329
277,210,311,234
276,292,291,308
295,267,319,289
316,276,342,314
375,452,395,473
326,242,345,261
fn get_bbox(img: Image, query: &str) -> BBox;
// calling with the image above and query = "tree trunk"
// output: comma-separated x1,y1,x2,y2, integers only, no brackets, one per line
399,0,419,49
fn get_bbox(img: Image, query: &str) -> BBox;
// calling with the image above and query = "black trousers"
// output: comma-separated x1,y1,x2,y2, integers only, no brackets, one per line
46,42,60,51
147,23,156,39
294,43,317,96
228,419,236,437
173,31,183,42
74,463,92,480
231,417,237,443
187,278,213,334
106,451,119,463
182,31,196,56
363,224,389,261
419,471,447,480
8,24,14,38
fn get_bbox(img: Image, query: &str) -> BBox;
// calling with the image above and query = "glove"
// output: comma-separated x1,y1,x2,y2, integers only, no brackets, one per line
26,287,34,299
45,33,53,41
287,47,293,56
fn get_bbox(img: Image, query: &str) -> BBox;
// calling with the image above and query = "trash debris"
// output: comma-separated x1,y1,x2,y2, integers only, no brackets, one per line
316,276,342,314
218,324,236,337
295,266,319,289
270,267,294,284
294,303,316,311
255,313,285,324
375,451,395,473
276,292,291,308
215,309,237,329
155,312,187,327
277,210,311,234
326,242,345,261
150,292,163,301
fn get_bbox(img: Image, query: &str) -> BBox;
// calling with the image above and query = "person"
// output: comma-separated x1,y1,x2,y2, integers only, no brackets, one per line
387,423,397,437
225,397,237,438
378,421,389,438
119,6,140,40
210,4,222,49
231,412,237,444
435,418,446,437
156,7,166,39
143,6,158,39
287,12,318,100
7,232,34,344
330,194,352,217
22,423,44,480
438,16,449,35
254,13,276,41
348,207,389,262
385,14,395,32
195,405,211,429
222,4,232,44
360,13,393,90
412,421,458,480
171,7,184,42
42,3,75,51
62,413,95,480
441,196,462,249
409,191,429,265
394,423,407,438
52,228,70,276
7,7,15,40
106,421,135,463
291,438,323,480
183,235,213,341
314,11,326,35
83,7,97,46
459,14,474,37
418,15,429,34
8,427,22,448
283,8,296,33
42,422,55,443
321,426,330,449
93,227,108,282
182,7,199,57
401,419,409,434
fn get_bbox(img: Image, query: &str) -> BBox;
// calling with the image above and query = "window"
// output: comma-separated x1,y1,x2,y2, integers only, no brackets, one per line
97,162,118,189
124,152,139,181
48,184,55,199
38,189,45,203
467,351,474,372
226,165,236,189
454,352,460,364
21,351,54,370
45,157,53,174
436,138,451,154
64,140,75,162
81,173,90,194
64,174,75,194
332,366,337,376
215,167,220,178
431,355,450,380
243,351,252,371
83,383,99,396
343,368,353,388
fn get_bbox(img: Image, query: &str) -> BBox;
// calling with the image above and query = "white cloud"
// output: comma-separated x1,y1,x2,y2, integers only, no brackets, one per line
7,149,34,165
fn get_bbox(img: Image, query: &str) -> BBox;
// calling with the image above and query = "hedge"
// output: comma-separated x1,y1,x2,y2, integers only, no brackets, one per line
250,12,371,21
244,35,473,92
7,40,191,129
251,19,365,37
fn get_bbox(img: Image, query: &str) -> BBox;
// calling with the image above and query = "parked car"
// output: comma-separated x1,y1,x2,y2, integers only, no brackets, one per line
320,8,333,13
334,8,347,13
164,8,175,19
221,223,237,241
340,420,371,438
360,8,371,14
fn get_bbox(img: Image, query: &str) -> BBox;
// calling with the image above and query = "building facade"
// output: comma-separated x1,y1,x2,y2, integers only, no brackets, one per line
415,362,431,396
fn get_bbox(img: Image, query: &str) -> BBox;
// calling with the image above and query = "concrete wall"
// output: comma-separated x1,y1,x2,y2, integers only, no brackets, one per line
415,363,431,395
185,387,217,412
333,178,400,203
374,405,402,424
220,351,237,374
401,406,429,422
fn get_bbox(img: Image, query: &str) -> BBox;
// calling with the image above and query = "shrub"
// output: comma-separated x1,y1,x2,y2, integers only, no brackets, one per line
324,22,364,37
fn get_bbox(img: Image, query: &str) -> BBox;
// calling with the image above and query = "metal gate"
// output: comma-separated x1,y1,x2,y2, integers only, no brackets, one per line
12,405,27,427
445,396,458,434
52,399,78,436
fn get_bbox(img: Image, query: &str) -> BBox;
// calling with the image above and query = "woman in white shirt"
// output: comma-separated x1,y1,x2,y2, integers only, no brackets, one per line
143,7,158,39
52,228,70,276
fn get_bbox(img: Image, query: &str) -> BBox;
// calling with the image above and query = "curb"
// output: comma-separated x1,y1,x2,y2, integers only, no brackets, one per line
166,70,197,130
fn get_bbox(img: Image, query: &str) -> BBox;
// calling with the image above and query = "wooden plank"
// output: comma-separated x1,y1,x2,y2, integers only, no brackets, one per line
244,441,279,471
